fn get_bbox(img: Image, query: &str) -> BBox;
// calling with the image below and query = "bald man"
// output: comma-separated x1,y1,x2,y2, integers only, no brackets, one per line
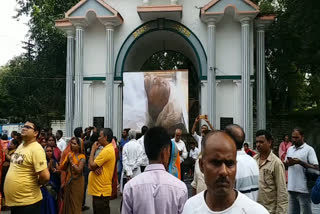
172,129,188,180
225,124,259,201
172,129,188,163
183,131,268,214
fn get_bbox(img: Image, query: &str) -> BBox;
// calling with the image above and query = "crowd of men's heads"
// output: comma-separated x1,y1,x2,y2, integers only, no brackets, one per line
4,120,306,166
1,119,306,150
183,125,306,199
1,119,309,198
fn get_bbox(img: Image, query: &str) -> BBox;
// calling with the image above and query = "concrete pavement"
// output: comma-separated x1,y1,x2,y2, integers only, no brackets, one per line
83,193,121,214
2,192,122,214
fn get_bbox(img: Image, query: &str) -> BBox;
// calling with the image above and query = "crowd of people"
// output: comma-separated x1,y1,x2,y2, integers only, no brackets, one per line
0,115,319,214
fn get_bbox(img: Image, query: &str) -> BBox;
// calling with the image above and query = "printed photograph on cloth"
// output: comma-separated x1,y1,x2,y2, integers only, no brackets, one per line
123,70,188,134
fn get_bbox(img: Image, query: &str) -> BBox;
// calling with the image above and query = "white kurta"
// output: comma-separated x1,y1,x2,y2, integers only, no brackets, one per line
121,139,144,192
122,139,143,177
192,133,202,153
57,138,67,152
172,139,188,163
136,135,149,166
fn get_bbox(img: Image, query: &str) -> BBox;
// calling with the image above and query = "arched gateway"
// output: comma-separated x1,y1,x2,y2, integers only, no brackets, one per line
115,19,207,81
56,0,274,145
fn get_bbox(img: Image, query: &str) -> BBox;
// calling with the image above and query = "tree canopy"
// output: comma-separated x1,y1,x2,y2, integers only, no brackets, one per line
263,0,320,114
0,0,78,126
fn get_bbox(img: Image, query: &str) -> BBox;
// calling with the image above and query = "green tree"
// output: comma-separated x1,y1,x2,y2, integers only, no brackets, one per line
0,0,78,126
265,0,320,113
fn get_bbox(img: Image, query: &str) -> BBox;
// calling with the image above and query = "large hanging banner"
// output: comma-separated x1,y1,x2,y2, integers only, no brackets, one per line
123,70,189,134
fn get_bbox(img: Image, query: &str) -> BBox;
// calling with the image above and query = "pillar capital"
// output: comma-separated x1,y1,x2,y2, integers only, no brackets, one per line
201,13,223,24
75,24,85,30
256,23,266,32
104,23,115,30
66,29,75,38
98,16,123,28
255,15,275,30
240,17,251,25
70,18,88,29
207,18,217,26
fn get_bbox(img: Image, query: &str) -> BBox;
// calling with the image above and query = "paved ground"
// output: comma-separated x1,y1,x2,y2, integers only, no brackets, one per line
83,193,122,214
3,194,320,214
2,175,320,214
2,192,122,214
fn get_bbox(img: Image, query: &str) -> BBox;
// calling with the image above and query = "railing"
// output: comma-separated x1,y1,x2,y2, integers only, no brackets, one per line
142,0,179,6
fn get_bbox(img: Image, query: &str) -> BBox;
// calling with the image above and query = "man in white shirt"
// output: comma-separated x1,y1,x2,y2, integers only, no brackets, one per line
56,130,66,152
285,127,319,214
136,126,149,172
189,142,199,161
121,130,143,192
189,142,199,177
172,129,188,180
183,131,268,214
172,129,188,162
225,124,259,201
191,115,214,153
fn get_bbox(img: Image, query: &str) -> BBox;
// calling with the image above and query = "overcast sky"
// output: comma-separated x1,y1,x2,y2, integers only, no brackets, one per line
0,1,29,66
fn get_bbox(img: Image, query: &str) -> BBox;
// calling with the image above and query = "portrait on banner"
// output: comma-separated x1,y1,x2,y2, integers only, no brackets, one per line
123,70,188,134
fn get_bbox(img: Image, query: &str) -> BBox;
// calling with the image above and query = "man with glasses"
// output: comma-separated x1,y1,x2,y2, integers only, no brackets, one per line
4,120,50,214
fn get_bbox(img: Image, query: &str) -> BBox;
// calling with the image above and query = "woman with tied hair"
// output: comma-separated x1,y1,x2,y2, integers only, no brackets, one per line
47,135,61,162
40,137,47,148
279,134,292,162
60,137,85,214
278,134,292,182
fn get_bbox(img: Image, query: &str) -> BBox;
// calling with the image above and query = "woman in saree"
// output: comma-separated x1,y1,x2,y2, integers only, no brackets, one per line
168,139,181,179
279,134,292,182
60,137,85,214
58,140,71,214
41,146,60,214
